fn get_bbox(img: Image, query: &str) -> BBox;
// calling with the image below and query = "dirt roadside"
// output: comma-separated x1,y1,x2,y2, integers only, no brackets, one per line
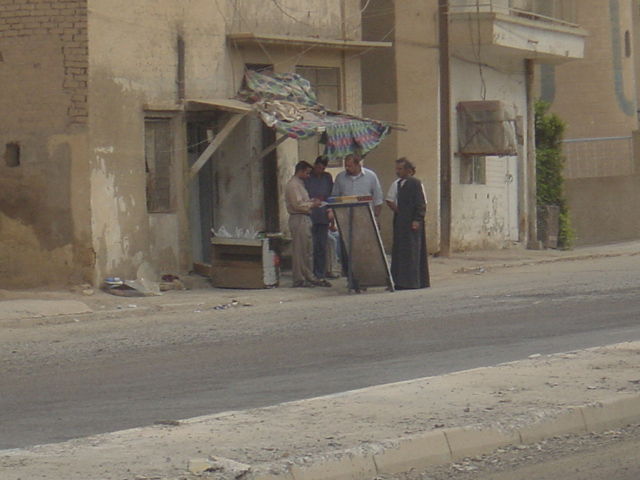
3,239,640,324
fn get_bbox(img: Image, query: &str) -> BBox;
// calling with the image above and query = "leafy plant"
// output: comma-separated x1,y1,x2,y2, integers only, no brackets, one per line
534,100,575,249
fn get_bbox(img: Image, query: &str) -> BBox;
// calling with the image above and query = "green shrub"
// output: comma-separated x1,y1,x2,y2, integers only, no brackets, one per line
534,100,575,249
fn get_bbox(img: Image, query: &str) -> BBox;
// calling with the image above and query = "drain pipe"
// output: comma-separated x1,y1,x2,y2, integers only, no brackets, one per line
525,58,542,249
439,0,452,257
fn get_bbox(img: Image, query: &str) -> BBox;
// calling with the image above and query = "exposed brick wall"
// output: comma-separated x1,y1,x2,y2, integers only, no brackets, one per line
0,0,88,124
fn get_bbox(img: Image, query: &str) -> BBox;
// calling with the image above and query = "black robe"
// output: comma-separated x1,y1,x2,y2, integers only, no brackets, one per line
391,176,430,289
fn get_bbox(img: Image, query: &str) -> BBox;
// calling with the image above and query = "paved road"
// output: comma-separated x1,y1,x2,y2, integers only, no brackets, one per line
3,255,640,449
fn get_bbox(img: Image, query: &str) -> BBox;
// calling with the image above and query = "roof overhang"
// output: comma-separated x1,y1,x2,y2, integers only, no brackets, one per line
228,33,392,52
449,12,587,65
186,98,253,114
186,70,394,180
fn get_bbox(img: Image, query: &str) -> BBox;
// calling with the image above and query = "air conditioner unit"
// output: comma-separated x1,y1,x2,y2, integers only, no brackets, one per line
457,100,518,156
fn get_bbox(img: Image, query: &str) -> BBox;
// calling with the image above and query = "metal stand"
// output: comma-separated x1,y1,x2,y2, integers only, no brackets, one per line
331,201,394,294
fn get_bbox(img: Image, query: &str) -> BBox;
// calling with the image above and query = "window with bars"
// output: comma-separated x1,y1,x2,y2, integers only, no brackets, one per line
460,155,486,185
145,118,173,213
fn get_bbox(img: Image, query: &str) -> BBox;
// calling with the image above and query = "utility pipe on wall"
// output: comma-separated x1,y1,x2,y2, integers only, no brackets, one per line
439,0,452,257
525,58,541,249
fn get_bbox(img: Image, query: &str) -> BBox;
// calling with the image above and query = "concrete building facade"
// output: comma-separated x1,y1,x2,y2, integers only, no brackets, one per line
0,0,386,288
540,0,640,245
361,0,586,253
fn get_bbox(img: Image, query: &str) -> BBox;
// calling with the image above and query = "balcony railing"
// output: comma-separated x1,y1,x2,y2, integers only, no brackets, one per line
449,0,577,28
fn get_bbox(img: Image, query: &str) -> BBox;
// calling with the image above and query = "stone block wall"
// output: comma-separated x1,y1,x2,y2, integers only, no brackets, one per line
0,0,88,125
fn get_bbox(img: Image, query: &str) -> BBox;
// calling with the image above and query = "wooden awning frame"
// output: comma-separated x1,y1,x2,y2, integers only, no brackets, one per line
187,99,293,180
185,97,403,180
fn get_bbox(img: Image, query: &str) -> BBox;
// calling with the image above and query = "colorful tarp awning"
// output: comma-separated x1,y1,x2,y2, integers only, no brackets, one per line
235,70,391,160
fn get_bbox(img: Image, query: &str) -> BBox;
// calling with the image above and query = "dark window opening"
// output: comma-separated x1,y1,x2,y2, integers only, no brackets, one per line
296,66,340,110
262,123,279,232
243,64,274,91
5,143,20,167
145,118,173,213
245,63,273,74
625,30,632,58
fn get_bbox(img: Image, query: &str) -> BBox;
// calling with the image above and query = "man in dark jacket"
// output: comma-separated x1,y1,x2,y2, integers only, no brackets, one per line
304,156,334,280
389,158,430,289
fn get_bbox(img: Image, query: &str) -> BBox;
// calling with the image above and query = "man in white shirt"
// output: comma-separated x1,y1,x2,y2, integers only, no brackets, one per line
389,158,430,289
330,154,384,289
385,162,426,213
331,154,384,219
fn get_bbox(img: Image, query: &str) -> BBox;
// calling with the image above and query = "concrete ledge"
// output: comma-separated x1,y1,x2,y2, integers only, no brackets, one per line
443,426,520,462
581,394,640,432
287,450,377,480
373,430,451,474
517,407,586,444
251,394,640,480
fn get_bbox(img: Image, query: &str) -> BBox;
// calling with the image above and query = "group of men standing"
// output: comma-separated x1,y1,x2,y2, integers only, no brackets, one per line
284,153,430,291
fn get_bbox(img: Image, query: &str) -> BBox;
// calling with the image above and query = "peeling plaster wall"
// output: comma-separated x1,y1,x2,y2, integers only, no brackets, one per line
452,155,519,250
0,0,92,289
86,0,364,282
0,0,370,287
87,0,226,282
450,57,525,251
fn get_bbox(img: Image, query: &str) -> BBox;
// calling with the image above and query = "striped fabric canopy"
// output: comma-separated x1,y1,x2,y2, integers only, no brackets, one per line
236,70,390,160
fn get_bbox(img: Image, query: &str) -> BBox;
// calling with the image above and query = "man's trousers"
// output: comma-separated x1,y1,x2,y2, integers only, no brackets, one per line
311,223,329,279
288,214,314,284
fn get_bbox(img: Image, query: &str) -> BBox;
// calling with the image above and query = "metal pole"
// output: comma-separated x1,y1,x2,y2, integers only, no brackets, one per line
525,58,542,249
439,0,452,257
347,206,355,293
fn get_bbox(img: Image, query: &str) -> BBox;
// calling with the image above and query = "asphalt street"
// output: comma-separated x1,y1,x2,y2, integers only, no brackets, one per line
3,252,640,450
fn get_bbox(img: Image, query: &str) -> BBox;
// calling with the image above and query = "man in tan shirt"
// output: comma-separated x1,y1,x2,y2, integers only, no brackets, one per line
285,161,331,288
